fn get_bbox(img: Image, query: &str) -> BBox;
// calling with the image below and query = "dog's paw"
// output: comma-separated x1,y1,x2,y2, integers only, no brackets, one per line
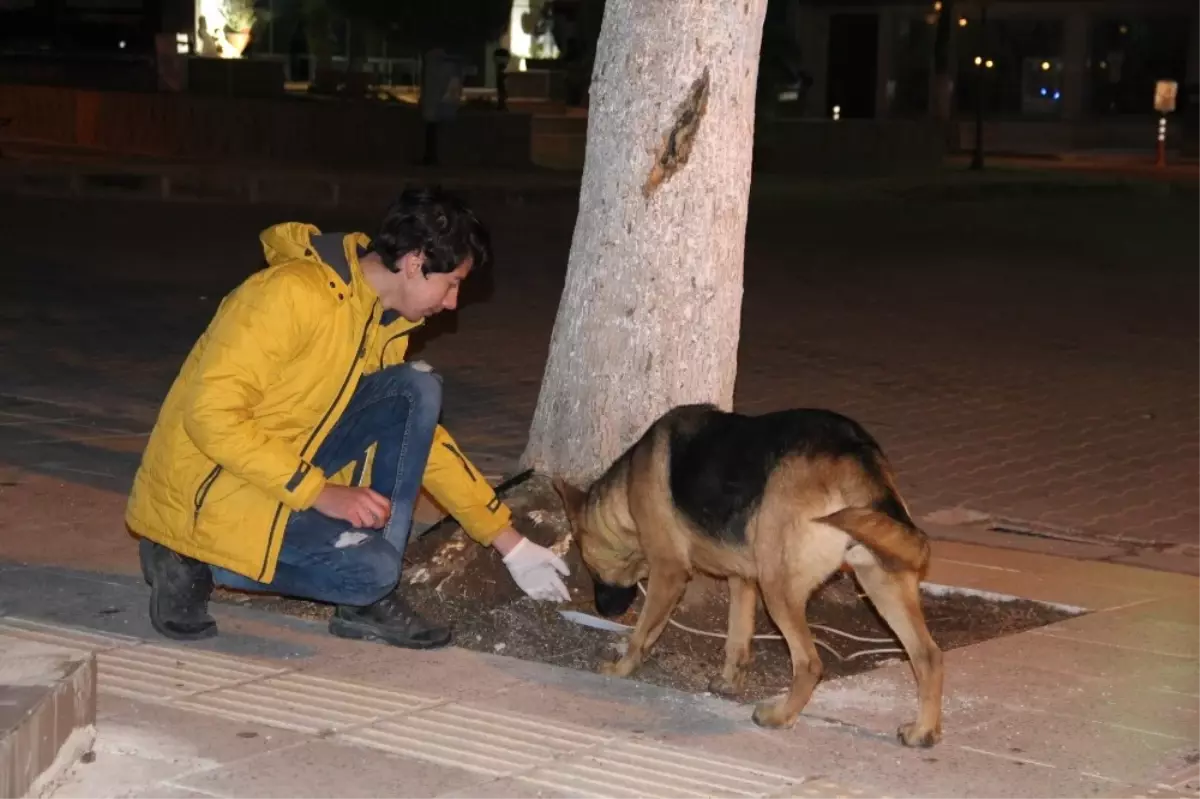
897,721,941,748
598,657,636,678
751,699,796,729
707,674,743,698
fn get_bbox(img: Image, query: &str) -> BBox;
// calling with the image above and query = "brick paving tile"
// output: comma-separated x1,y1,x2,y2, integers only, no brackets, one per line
0,189,1195,553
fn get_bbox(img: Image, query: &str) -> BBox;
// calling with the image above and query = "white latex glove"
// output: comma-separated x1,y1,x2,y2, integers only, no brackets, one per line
502,538,571,602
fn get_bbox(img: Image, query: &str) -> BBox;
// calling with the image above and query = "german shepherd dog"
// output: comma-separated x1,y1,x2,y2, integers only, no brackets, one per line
552,403,944,747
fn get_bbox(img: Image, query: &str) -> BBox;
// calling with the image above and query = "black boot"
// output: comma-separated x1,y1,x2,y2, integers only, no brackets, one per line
329,592,452,650
142,539,218,641
138,537,154,585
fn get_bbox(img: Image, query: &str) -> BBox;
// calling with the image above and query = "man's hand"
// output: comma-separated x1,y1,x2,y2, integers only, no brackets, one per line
312,485,391,529
493,528,571,602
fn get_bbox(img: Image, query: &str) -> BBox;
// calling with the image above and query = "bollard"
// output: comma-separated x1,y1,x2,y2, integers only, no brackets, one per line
1153,80,1177,168
1156,115,1167,168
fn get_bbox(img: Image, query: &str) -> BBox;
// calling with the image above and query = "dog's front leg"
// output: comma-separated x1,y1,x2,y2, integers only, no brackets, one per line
600,568,688,679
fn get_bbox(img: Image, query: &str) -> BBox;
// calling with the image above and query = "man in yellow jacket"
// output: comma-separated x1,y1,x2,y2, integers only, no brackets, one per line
126,186,570,649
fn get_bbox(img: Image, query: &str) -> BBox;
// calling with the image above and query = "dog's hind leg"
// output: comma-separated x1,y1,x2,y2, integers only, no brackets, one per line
599,567,688,679
847,546,944,747
752,526,845,729
709,576,758,697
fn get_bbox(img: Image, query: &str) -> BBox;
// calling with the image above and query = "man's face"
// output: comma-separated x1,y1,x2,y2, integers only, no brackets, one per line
387,253,472,321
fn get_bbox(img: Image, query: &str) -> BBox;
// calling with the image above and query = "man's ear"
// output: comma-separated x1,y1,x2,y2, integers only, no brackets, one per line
551,476,585,520
399,250,425,276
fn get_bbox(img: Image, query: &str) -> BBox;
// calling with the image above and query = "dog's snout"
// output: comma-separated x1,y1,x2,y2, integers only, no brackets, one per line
593,578,637,618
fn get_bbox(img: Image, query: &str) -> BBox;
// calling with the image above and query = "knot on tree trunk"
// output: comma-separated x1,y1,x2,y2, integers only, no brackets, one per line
642,66,711,198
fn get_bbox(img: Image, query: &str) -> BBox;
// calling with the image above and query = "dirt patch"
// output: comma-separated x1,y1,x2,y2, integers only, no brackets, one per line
213,474,1080,702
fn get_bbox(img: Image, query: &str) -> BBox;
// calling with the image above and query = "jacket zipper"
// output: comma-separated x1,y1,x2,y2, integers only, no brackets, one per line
377,331,411,370
193,464,223,520
256,301,379,581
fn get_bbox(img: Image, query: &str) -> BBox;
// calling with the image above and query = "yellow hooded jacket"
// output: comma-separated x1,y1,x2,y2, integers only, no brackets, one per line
125,222,512,584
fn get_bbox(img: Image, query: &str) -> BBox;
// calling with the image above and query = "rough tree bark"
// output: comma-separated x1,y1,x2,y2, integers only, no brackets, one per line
520,0,769,484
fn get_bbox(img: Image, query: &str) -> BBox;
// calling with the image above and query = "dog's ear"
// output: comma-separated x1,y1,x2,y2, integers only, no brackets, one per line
551,476,585,520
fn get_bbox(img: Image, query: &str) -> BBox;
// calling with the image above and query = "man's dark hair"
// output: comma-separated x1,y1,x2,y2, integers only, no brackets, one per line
372,186,492,275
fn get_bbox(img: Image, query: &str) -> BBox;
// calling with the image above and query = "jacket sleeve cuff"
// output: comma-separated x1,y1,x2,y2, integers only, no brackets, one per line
456,501,514,546
283,460,326,510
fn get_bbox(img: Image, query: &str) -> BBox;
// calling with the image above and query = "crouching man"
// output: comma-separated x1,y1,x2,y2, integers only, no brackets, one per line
125,186,570,649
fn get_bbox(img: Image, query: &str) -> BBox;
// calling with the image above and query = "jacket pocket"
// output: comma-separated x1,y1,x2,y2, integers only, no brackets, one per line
193,464,224,520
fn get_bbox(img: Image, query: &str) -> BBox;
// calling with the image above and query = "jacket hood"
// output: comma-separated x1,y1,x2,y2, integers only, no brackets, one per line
257,222,419,329
259,222,363,291
260,222,323,267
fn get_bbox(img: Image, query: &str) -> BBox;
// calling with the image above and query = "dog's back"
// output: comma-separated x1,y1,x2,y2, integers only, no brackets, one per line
654,403,929,575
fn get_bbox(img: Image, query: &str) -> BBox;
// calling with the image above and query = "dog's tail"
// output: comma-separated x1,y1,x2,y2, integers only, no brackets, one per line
818,506,931,574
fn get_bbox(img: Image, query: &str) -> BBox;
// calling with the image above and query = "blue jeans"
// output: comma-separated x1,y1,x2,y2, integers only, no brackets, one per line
211,363,442,607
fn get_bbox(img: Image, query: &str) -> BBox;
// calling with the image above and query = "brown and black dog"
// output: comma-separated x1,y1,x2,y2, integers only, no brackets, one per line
552,403,944,747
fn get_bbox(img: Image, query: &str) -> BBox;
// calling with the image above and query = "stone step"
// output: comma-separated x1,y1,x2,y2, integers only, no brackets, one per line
0,641,97,799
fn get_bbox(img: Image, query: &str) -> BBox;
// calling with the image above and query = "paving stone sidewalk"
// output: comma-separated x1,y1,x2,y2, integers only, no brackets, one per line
0,177,1196,564
0,551,1195,799
415,183,1200,557
0,176,1196,799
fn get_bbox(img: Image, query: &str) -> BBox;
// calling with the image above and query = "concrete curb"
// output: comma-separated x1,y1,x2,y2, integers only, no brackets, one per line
0,158,583,212
2,152,1187,215
0,644,97,799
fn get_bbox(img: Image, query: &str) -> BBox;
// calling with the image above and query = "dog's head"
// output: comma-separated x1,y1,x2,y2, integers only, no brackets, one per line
552,476,642,618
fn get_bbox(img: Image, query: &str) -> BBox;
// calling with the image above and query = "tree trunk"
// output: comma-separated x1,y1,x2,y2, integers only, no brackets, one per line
520,0,768,484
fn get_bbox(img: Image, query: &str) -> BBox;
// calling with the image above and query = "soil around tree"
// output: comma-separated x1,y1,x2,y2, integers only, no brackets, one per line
212,473,1081,703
